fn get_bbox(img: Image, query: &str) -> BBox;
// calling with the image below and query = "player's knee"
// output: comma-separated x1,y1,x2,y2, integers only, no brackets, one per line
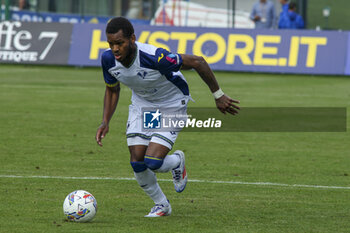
144,155,163,170
130,161,147,173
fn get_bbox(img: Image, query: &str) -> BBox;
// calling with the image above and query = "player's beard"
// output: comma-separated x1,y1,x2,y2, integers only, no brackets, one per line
123,41,136,65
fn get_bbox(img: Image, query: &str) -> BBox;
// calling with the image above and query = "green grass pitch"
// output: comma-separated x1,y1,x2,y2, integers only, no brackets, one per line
1,64,350,232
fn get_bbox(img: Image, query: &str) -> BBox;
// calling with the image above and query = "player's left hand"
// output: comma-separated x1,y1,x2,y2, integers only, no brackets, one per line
215,95,240,115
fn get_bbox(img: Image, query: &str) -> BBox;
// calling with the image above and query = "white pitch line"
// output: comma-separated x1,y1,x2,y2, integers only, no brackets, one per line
1,174,350,190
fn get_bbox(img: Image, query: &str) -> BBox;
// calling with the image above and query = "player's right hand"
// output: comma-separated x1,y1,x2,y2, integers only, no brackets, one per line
254,15,261,22
96,122,109,147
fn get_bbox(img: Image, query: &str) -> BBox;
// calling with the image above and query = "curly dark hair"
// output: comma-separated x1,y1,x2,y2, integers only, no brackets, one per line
105,17,134,38
288,2,297,10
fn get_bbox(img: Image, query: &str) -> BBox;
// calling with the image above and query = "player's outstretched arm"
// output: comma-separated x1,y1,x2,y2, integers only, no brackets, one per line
180,54,240,115
96,84,120,146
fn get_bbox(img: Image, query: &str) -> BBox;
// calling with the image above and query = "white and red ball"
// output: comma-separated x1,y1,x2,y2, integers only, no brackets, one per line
63,190,97,222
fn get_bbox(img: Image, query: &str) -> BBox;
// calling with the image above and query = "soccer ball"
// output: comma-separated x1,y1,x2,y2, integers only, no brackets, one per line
63,190,97,222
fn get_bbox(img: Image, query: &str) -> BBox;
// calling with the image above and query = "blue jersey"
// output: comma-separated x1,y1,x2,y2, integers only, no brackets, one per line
278,11,305,29
101,42,190,105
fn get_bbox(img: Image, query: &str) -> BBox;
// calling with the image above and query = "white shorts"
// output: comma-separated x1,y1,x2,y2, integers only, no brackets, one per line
126,98,188,150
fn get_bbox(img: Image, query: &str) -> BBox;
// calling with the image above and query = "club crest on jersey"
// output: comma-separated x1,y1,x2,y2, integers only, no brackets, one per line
112,71,120,78
137,71,148,79
143,109,161,129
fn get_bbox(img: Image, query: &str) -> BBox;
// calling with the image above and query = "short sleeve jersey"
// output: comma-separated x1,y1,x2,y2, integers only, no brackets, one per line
101,42,189,105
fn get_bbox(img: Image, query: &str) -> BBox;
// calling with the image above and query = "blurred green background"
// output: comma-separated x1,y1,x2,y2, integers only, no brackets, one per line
307,0,349,30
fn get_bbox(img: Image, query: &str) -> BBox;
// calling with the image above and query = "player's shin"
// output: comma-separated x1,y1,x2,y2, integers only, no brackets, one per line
130,161,168,205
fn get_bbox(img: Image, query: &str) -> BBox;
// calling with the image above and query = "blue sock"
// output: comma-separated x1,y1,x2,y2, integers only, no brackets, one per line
130,161,147,173
144,155,164,170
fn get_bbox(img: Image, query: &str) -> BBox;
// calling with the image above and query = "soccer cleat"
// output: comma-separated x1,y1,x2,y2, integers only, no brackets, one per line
144,201,172,217
172,150,187,193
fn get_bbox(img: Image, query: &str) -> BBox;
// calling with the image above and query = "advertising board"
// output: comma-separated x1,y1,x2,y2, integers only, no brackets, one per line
1,21,349,75
0,21,72,64
69,24,349,75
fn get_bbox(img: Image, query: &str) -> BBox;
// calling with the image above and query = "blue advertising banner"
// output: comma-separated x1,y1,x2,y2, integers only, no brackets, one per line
68,24,105,66
10,10,110,24
3,9,149,25
68,24,349,75
345,32,350,75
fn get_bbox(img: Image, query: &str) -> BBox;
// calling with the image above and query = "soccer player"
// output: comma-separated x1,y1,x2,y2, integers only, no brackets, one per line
95,17,240,217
